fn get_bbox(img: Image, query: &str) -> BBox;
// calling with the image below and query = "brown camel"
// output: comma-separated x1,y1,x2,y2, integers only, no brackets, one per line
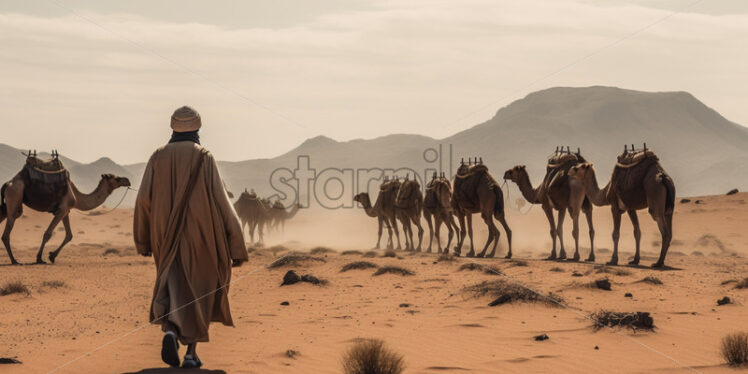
503,148,595,261
1,152,131,264
423,173,460,253
353,178,402,249
395,176,424,251
233,189,269,244
271,200,302,232
451,160,512,258
568,146,675,267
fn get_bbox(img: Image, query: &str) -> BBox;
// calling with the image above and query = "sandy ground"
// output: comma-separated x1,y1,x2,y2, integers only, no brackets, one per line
1,193,748,373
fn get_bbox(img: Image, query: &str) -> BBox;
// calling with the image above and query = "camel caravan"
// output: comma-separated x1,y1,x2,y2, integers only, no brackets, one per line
354,144,675,268
233,189,301,245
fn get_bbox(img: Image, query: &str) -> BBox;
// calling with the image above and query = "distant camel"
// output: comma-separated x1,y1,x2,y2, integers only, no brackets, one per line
233,189,269,244
568,146,675,267
1,152,130,264
503,149,595,261
395,176,424,251
353,178,402,249
268,200,301,232
451,161,512,258
423,174,460,253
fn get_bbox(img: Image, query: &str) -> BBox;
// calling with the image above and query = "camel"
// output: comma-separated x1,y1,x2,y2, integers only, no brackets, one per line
267,200,301,232
233,189,269,244
1,152,131,264
395,176,424,251
568,145,675,267
423,173,460,253
451,159,512,258
353,178,402,250
503,148,595,262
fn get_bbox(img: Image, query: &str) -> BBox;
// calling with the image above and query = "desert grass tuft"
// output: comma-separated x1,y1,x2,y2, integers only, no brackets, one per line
103,248,120,256
363,251,378,258
1,281,30,296
457,263,501,275
268,253,326,269
722,332,748,366
463,280,563,306
342,339,405,374
637,276,663,285
590,310,654,331
592,265,631,276
382,250,397,258
506,259,528,268
310,246,335,255
735,278,748,289
42,280,66,289
341,261,379,272
341,250,363,256
436,253,458,263
373,266,414,276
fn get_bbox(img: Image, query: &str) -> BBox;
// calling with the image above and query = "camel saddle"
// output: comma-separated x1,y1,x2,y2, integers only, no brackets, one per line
615,150,658,168
24,155,69,185
455,163,489,179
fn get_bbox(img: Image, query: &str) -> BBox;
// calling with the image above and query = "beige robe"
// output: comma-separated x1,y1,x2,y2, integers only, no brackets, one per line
134,141,247,344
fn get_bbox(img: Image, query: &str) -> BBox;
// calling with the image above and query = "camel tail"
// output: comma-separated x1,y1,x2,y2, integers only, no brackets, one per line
661,173,675,215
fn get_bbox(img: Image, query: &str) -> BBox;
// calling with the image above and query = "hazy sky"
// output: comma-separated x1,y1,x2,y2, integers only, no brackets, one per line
1,0,747,164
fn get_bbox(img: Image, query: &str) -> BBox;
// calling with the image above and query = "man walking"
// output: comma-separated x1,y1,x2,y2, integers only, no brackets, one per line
134,106,248,368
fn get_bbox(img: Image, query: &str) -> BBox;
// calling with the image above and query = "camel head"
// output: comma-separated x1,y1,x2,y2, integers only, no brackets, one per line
568,162,594,180
353,192,367,204
100,174,131,191
503,165,526,182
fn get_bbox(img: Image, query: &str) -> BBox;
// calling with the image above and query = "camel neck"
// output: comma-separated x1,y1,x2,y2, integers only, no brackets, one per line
516,171,540,204
71,180,112,211
583,169,610,206
359,194,378,217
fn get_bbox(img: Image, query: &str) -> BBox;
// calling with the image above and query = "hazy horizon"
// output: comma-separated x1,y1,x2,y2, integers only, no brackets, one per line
2,0,748,164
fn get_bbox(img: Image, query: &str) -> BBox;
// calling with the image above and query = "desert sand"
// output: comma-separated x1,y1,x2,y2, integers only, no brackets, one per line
2,192,748,373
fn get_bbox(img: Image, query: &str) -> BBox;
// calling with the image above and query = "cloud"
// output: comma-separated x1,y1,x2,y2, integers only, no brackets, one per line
0,0,746,163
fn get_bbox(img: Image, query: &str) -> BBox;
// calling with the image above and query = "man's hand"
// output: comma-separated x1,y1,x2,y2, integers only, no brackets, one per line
232,259,246,267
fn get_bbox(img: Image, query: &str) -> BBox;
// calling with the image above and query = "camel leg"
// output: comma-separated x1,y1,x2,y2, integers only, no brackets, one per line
627,209,642,265
608,206,623,265
412,215,424,252
465,214,476,257
1,212,20,265
258,222,265,245
434,215,443,254
476,211,495,258
556,209,567,260
374,216,384,249
49,215,73,263
424,211,434,253
385,219,393,249
569,207,581,262
390,216,402,250
36,210,66,264
400,215,412,251
652,212,672,268
542,206,557,260
444,214,455,253
454,213,466,255
583,207,595,262
496,214,512,259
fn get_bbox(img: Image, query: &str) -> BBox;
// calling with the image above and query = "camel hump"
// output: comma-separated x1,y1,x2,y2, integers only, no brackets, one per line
616,150,658,168
24,154,69,185
547,152,579,168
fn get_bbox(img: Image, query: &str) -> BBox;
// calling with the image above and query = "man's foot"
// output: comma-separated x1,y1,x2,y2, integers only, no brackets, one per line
182,354,203,369
161,332,180,367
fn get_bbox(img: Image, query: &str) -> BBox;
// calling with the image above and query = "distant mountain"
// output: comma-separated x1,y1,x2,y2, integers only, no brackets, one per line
3,86,747,208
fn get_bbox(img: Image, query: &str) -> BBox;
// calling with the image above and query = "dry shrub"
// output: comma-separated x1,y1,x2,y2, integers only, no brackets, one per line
457,263,501,275
593,265,631,276
310,247,334,255
341,261,379,272
342,250,363,256
1,281,30,296
363,251,378,258
42,280,66,289
382,250,397,258
436,253,458,263
591,310,654,331
373,266,414,276
342,339,405,374
722,332,748,366
637,276,663,285
549,267,564,272
506,259,528,268
735,278,748,289
268,254,326,269
103,248,120,256
463,280,563,306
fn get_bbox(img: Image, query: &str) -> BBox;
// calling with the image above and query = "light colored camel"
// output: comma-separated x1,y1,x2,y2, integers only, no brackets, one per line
353,178,402,249
395,177,424,251
1,154,130,264
503,150,595,261
568,148,675,267
451,162,512,258
423,174,460,253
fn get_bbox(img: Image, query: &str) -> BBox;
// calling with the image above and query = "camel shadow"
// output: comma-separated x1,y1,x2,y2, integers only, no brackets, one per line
123,369,226,374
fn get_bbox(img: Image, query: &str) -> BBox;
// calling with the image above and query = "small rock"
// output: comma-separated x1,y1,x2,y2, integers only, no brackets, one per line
280,301,290,306
727,189,739,196
285,349,299,359
694,199,704,204
679,198,691,204
534,334,549,341
399,303,411,308
0,357,22,364
594,346,599,350
281,270,301,286
594,278,611,291
572,271,583,277
301,274,321,285
717,296,731,306
624,293,633,298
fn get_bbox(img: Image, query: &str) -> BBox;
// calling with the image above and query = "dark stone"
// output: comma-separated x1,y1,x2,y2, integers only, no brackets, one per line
694,199,704,204
727,189,739,196
0,358,22,364
301,274,321,285
717,296,731,306
280,301,290,306
488,294,512,306
680,198,691,204
594,346,599,350
399,303,411,308
595,278,611,291
624,293,633,298
572,271,583,277
281,270,301,286
534,334,549,341
635,312,654,329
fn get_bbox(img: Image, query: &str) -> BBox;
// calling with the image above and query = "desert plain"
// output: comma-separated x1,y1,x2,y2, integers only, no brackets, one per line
1,191,748,374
